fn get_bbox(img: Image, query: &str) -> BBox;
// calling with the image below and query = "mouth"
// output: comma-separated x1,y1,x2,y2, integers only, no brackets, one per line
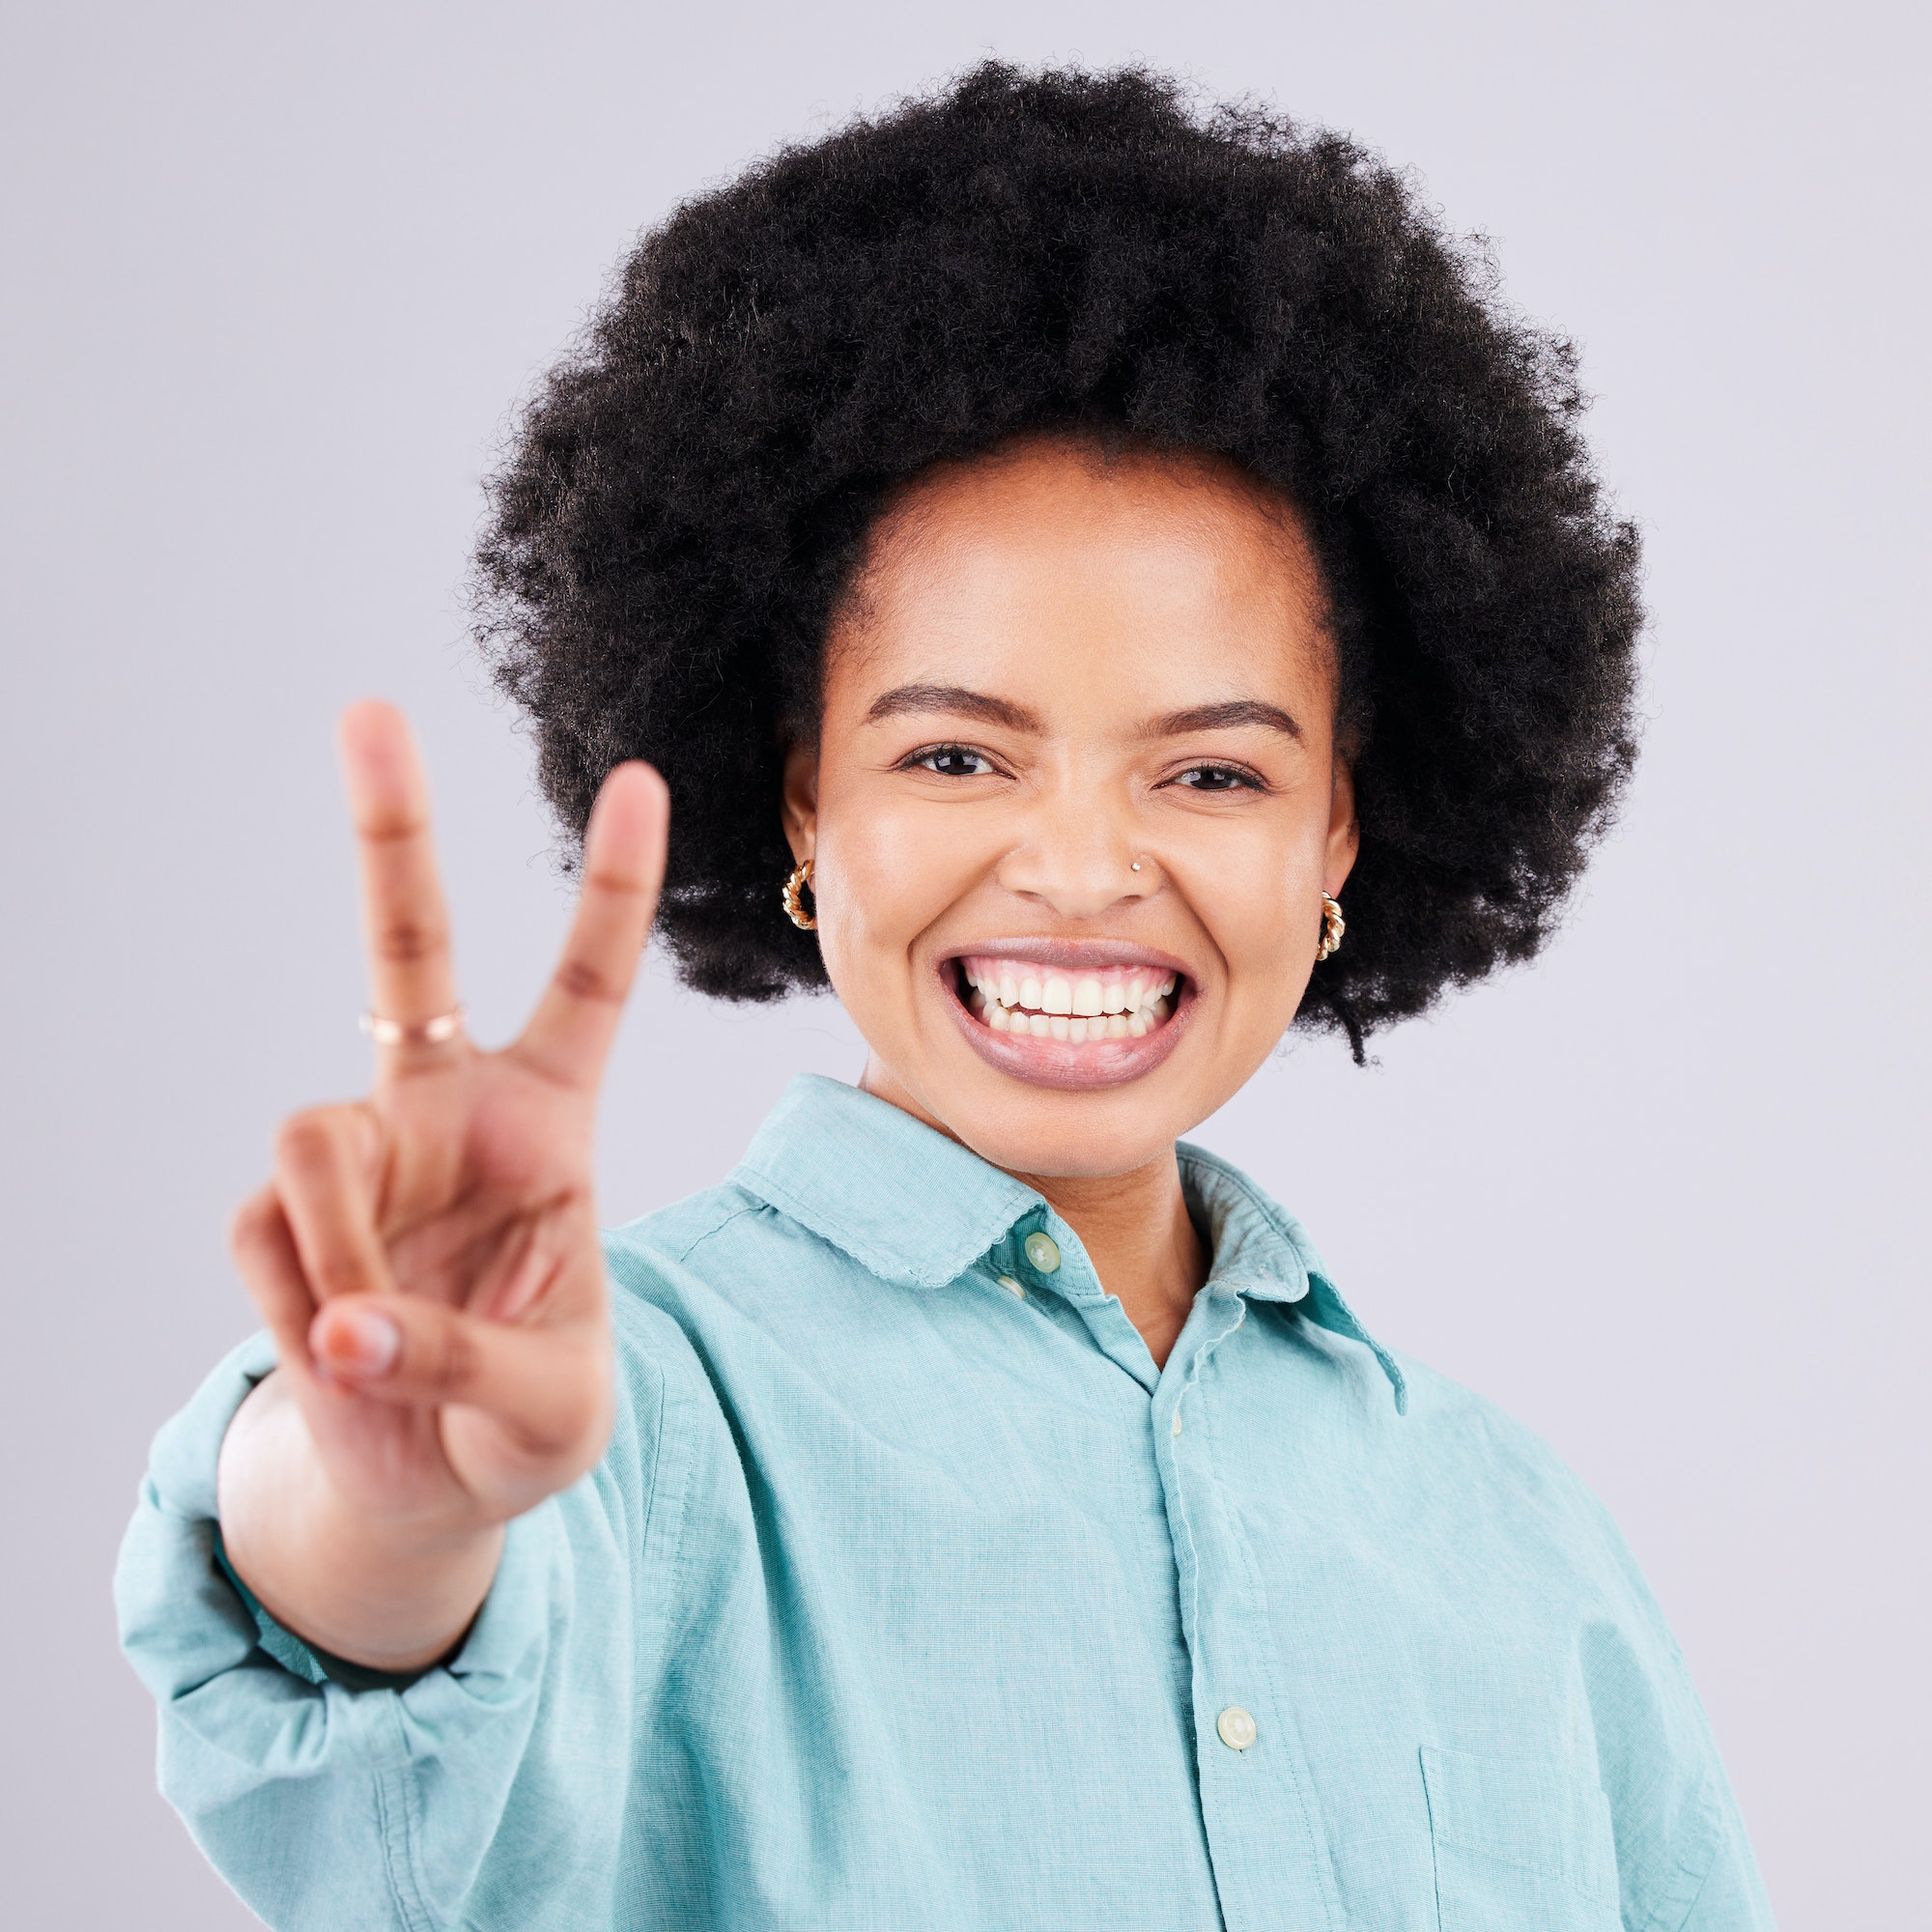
938,942,1196,1091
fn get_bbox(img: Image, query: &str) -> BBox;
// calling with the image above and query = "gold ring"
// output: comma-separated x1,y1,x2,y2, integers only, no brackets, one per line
359,1007,466,1048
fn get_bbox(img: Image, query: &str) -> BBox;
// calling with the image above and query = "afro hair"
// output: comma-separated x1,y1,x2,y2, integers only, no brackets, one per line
472,61,1641,1059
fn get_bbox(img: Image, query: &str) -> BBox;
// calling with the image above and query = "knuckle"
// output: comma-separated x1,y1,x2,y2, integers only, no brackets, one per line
312,1250,371,1297
419,1318,479,1400
554,955,624,1006
374,917,448,967
273,1103,377,1179
274,1109,338,1172
356,808,428,846
227,1190,277,1259
582,863,647,898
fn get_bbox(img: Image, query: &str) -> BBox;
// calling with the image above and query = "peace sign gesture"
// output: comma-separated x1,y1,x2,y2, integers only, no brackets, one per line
215,702,668,1670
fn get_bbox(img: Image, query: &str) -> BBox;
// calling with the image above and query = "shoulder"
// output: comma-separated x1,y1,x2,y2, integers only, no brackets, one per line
606,1178,770,1283
600,1178,854,1412
1391,1350,1639,1572
1394,1349,1587,1492
602,1180,761,1363
602,1176,838,1326
1374,1347,1702,1705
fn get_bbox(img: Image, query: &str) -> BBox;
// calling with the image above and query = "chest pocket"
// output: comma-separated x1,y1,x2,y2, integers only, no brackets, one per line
1421,1745,1623,1932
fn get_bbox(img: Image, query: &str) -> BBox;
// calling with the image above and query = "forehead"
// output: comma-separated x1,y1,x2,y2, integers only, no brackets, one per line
825,440,1335,710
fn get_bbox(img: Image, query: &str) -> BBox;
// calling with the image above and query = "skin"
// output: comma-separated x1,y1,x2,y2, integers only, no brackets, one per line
216,438,1355,1670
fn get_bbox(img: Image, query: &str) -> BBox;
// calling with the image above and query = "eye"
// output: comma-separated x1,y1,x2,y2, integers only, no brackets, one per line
910,744,998,778
1172,762,1262,793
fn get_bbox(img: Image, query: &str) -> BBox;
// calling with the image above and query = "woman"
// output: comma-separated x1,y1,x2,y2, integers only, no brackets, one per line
117,64,1773,1932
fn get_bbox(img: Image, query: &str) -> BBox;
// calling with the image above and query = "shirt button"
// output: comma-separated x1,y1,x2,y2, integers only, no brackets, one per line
1171,1408,1183,1437
997,1274,1026,1299
1022,1231,1061,1274
1216,1707,1258,1751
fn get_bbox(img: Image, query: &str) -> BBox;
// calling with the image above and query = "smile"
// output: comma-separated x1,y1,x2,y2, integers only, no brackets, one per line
939,943,1195,1091
956,955,1177,1041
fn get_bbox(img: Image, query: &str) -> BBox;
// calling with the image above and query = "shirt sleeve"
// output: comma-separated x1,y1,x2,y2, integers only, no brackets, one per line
1560,1475,1778,1932
114,1325,676,1932
1666,1775,1777,1932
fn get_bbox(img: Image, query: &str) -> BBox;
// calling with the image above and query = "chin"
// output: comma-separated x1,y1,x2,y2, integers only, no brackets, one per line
929,1062,1205,1182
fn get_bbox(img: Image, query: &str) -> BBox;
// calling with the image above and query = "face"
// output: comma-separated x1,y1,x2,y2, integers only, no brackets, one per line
781,438,1357,1180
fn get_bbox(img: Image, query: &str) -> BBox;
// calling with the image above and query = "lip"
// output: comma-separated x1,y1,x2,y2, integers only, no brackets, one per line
935,937,1199,1092
939,936,1193,978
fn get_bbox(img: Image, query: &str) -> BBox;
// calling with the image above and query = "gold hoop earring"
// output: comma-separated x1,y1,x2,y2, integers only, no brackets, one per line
781,858,817,930
1316,892,1346,962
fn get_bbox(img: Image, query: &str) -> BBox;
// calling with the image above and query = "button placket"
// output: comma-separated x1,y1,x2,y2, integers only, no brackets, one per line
1151,1287,1340,1928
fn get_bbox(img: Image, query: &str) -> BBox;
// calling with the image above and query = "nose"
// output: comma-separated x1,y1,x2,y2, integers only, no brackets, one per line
994,787,1154,921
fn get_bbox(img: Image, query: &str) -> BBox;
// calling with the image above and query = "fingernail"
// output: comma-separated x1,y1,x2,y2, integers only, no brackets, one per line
324,1307,400,1378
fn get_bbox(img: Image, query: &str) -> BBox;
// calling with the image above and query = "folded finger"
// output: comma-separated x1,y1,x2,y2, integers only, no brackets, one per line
516,761,668,1090
272,1102,395,1304
228,1184,317,1368
338,702,463,1062
309,1293,610,1459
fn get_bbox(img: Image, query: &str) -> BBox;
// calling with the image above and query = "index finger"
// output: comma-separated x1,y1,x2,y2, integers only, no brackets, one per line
338,701,460,1049
515,761,669,1089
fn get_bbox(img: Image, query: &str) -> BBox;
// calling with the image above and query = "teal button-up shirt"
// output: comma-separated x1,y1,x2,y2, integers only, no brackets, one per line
117,1074,1772,1930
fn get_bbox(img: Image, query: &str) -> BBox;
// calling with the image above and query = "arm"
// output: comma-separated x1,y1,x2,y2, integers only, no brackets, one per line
118,703,670,1924
209,700,660,1666
117,1326,671,1932
1669,1781,1777,1932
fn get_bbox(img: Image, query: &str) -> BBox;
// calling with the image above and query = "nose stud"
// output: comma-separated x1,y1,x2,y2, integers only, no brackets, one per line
1130,858,1144,873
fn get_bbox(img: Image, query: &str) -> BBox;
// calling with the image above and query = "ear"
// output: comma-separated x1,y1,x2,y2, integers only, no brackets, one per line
1324,753,1359,898
781,741,819,864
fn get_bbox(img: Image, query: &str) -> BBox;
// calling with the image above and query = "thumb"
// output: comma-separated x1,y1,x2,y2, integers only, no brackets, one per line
311,1295,608,1458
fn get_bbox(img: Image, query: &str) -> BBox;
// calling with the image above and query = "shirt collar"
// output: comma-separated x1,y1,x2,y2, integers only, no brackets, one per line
1177,1142,1407,1411
733,1073,1404,1410
734,1075,1039,1291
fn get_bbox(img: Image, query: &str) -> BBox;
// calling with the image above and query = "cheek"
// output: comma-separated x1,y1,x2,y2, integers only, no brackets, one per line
811,781,991,996
1183,813,1327,1023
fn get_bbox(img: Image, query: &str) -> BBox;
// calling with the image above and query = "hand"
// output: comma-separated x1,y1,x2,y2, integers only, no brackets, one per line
223,702,667,1582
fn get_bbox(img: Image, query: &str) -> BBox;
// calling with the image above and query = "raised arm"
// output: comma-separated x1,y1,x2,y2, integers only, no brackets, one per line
215,701,668,1670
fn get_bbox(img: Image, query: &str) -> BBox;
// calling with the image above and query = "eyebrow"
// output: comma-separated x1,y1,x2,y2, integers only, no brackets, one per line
864,684,1043,731
862,685,1302,741
1143,699,1302,741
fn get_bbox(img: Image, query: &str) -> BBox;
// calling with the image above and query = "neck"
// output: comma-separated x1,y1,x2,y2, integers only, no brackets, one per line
1017,1151,1208,1370
860,1056,1209,1368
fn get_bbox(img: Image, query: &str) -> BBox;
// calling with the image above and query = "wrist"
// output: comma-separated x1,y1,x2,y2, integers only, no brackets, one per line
216,1373,506,1672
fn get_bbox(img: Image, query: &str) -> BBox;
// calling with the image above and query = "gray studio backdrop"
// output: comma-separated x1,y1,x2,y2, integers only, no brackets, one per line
4,3,1925,1925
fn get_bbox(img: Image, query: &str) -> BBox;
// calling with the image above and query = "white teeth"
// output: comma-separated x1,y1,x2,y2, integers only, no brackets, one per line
960,953,1182,1042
